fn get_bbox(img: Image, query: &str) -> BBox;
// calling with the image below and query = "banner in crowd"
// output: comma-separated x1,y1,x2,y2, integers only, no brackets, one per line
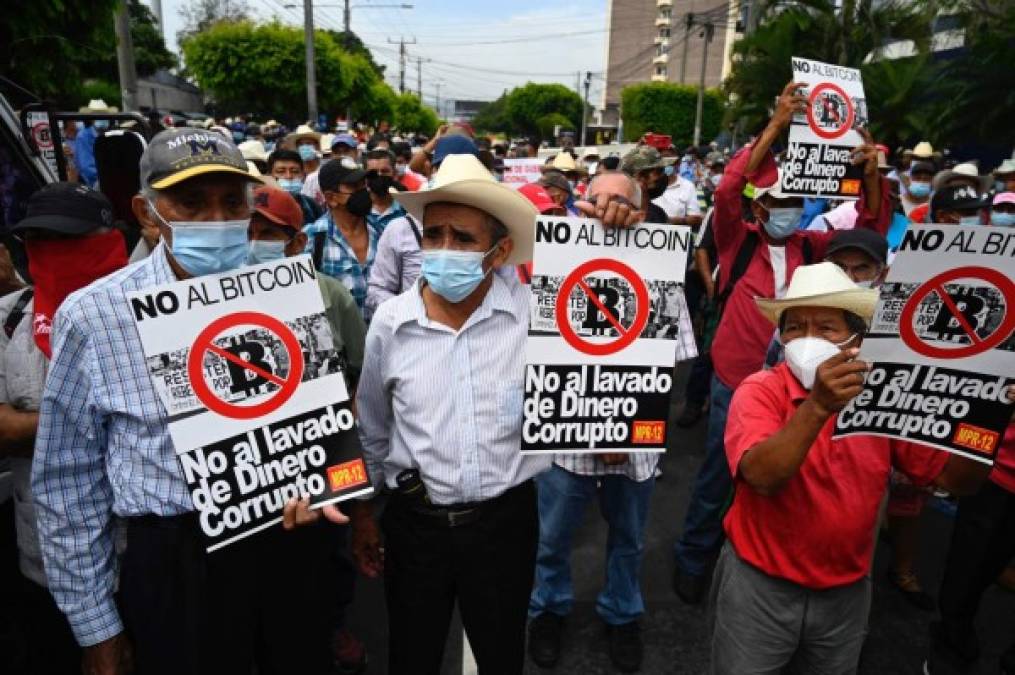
522,217,692,454
128,255,373,551
26,111,61,179
503,158,544,189
833,225,1015,464
781,57,868,200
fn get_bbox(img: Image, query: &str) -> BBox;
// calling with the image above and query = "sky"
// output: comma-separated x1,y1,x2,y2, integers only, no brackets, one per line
154,0,609,114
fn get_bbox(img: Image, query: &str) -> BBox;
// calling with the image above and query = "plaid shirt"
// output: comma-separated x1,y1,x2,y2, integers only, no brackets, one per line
304,212,380,318
32,243,192,647
554,288,698,481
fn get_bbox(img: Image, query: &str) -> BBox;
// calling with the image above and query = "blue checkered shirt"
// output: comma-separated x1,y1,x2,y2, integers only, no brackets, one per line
32,243,192,647
304,212,380,317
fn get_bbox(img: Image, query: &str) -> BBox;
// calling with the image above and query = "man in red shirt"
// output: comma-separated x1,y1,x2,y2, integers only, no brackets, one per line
674,81,891,602
710,262,990,673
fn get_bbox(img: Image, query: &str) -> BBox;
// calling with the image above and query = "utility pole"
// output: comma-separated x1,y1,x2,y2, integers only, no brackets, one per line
304,0,318,124
435,82,442,118
693,22,715,146
344,0,351,42
114,0,138,111
581,71,591,147
150,0,164,39
388,36,417,94
680,12,694,85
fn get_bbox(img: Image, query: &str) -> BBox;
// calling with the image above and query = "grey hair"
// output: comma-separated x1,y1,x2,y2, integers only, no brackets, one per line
588,171,641,206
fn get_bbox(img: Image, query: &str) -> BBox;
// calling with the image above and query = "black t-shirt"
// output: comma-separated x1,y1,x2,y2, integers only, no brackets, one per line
645,203,669,225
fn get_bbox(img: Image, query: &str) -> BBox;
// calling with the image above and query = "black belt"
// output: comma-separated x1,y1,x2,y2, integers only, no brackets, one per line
394,480,533,528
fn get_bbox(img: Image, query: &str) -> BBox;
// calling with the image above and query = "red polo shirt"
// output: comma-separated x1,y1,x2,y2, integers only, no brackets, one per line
724,364,949,589
990,425,1015,494
709,149,892,390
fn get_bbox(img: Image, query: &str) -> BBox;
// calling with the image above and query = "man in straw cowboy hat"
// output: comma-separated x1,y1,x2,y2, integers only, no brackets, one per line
708,262,990,674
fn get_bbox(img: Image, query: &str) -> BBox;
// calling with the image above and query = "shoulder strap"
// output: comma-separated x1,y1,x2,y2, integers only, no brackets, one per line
801,236,814,265
716,231,759,305
4,288,34,340
312,231,326,270
406,215,422,247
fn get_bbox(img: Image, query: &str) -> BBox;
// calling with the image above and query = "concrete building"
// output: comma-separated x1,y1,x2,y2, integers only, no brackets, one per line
600,0,743,126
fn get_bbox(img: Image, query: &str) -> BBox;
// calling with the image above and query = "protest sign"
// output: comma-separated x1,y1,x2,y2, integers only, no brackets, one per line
503,158,544,190
27,111,60,179
523,217,693,454
780,57,868,200
833,225,1015,464
128,255,372,551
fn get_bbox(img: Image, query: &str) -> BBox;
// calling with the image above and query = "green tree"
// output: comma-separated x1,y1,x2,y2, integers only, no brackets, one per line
181,20,378,121
504,83,582,141
351,80,398,127
620,82,723,144
860,55,936,150
472,92,510,134
392,93,439,136
536,113,575,141
325,30,387,79
179,0,249,41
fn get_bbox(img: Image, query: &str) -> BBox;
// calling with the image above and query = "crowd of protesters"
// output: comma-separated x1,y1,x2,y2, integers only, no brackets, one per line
1,78,1014,675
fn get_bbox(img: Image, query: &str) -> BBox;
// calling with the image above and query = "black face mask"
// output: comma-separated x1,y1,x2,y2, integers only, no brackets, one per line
345,188,373,217
367,173,394,197
647,176,667,200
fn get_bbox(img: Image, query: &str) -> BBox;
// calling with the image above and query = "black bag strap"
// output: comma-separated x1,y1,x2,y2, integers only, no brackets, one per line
715,231,758,306
312,231,326,270
4,288,33,339
407,215,422,248
801,236,814,265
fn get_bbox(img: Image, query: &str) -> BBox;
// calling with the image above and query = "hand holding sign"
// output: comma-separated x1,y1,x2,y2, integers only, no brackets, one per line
810,348,868,417
773,81,809,130
281,497,349,529
852,128,879,179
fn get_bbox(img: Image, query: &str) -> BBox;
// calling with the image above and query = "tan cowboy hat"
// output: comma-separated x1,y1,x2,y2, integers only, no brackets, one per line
284,124,322,149
754,262,879,326
932,161,992,193
543,152,587,175
995,157,1015,176
238,139,269,163
911,141,934,159
319,134,336,156
79,98,119,113
393,154,538,265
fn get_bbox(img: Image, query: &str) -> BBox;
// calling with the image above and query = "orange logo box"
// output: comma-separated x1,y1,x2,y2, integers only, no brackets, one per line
632,421,665,445
327,459,368,491
841,179,861,195
952,423,999,456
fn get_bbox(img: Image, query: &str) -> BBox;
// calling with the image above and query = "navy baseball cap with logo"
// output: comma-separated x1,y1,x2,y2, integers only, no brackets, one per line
432,135,479,167
140,128,258,190
826,228,889,265
12,182,114,235
930,184,989,213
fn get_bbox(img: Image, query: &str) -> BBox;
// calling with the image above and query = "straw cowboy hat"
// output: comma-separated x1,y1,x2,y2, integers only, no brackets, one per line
995,158,1015,176
911,141,938,160
543,152,587,175
283,124,322,148
932,161,992,193
393,154,538,265
754,262,879,326
238,139,269,163
79,98,119,113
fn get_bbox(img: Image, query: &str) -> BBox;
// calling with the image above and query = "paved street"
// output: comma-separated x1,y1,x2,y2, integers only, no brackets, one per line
346,363,1015,674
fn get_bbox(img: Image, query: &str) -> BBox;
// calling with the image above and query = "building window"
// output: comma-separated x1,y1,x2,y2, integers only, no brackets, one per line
659,26,670,38
659,7,671,19
655,65,666,76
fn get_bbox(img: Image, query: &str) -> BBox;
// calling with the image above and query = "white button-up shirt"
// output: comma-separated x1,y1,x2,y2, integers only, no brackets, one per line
356,273,553,505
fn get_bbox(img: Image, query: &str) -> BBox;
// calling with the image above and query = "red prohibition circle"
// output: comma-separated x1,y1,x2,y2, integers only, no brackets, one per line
806,82,854,140
899,266,1015,360
31,122,53,149
555,258,650,356
187,311,305,419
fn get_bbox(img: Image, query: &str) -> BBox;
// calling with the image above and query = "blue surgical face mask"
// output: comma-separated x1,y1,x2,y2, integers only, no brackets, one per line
763,207,803,239
664,165,675,177
959,214,981,227
278,177,304,195
94,120,109,131
246,239,287,265
298,144,319,162
149,202,249,277
421,244,499,303
992,211,1015,227
908,181,931,198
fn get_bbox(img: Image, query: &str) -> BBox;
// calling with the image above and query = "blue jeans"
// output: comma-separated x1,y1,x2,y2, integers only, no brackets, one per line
674,373,735,577
529,464,655,626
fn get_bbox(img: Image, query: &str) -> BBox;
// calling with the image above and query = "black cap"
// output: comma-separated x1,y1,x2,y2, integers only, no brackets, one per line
930,183,989,216
12,182,114,235
318,156,367,192
826,228,889,265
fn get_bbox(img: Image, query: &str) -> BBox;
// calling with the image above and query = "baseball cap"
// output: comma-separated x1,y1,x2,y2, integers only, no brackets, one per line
140,128,256,190
319,156,367,192
433,135,479,166
518,183,561,214
13,182,115,235
993,192,1015,206
930,183,989,214
826,228,888,265
539,171,572,196
332,133,358,149
621,145,673,175
252,185,303,232
909,160,935,176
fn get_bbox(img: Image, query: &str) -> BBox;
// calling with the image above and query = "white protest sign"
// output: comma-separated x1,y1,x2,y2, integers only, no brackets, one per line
781,57,868,200
833,225,1015,464
503,158,545,190
522,217,694,454
128,255,372,551
26,111,60,179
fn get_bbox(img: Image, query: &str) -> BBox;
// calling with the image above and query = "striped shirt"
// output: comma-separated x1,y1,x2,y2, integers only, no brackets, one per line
303,212,381,317
364,215,422,317
356,273,553,505
554,288,698,481
32,243,191,646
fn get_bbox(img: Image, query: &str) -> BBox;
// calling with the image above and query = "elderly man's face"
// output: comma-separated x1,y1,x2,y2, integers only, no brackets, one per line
587,172,637,203
248,214,307,257
827,248,885,285
421,202,512,269
781,307,855,346
137,175,251,245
